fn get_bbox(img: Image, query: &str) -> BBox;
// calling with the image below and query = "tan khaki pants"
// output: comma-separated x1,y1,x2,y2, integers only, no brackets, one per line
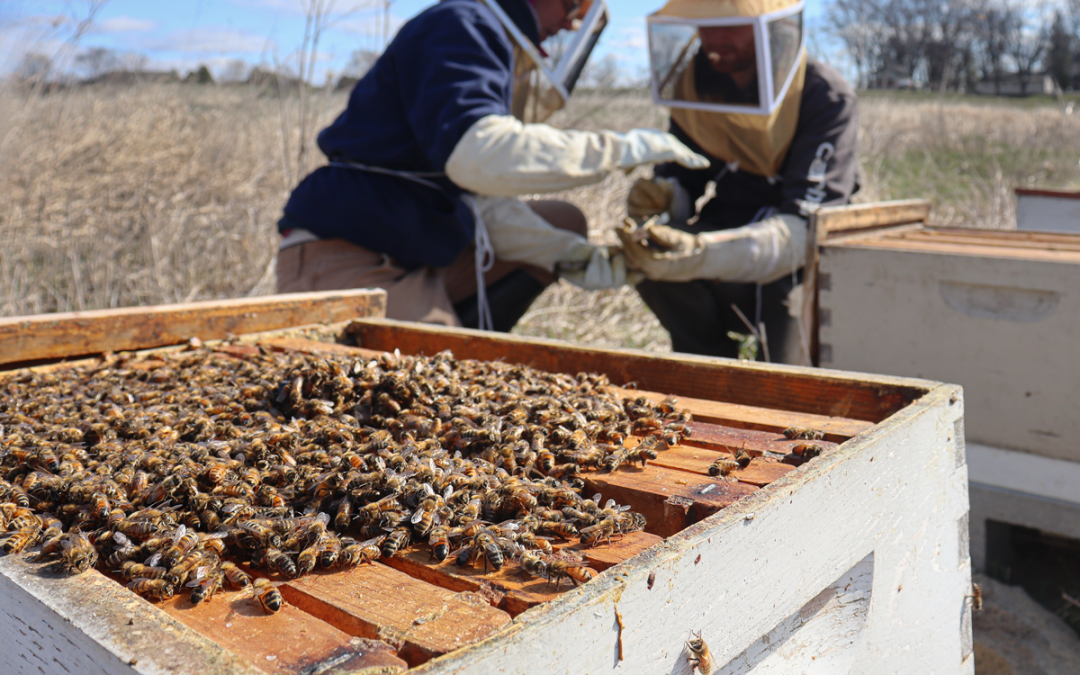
276,201,586,327
276,239,531,327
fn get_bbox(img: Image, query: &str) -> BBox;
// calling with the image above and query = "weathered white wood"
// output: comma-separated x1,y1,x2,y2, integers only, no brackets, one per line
0,555,261,675
0,323,972,675
714,553,874,674
819,237,1080,463
412,384,972,674
968,443,1080,506
1015,189,1080,233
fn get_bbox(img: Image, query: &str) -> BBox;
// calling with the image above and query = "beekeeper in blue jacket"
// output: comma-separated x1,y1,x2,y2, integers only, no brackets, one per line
277,0,708,330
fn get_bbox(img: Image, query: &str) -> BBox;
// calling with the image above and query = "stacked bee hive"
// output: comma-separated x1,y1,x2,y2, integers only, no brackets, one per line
0,292,975,675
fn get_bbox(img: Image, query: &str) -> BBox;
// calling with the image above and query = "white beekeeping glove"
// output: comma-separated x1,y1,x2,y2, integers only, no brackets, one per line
474,195,632,290
616,214,808,285
446,114,709,198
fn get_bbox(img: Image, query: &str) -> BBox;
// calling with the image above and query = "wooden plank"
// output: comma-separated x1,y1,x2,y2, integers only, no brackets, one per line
0,290,386,367
279,564,510,668
835,236,1080,263
611,387,870,441
0,555,265,675
892,230,1080,252
584,465,758,538
645,446,798,487
377,547,564,617
157,586,406,675
816,199,930,239
345,320,930,423
570,531,664,572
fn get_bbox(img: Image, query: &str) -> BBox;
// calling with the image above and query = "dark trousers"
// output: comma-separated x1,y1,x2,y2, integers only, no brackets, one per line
636,271,807,364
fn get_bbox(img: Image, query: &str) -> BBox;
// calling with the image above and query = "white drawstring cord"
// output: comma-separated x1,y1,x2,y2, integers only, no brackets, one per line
462,195,495,331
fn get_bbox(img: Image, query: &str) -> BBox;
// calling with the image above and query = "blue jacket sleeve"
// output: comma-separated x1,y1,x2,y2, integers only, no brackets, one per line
392,7,514,172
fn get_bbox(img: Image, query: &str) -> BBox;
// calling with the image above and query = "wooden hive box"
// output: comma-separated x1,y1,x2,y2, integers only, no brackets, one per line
817,219,1080,571
1015,187,1080,233
0,290,973,674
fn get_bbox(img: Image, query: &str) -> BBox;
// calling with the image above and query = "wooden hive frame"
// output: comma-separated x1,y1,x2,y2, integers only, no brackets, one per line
0,290,974,674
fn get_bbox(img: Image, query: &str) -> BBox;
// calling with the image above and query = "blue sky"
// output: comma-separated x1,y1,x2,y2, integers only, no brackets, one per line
0,1,831,81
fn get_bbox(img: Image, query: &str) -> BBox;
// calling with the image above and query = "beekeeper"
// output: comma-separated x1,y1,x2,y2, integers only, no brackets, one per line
616,0,858,362
277,0,708,331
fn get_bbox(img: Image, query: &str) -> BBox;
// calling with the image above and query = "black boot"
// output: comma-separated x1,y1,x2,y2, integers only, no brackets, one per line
454,270,547,332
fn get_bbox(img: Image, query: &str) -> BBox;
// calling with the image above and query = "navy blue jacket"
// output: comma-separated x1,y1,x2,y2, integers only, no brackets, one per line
656,59,859,232
282,1,527,268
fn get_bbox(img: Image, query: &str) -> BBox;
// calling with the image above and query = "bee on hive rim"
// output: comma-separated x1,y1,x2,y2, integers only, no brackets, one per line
685,630,714,675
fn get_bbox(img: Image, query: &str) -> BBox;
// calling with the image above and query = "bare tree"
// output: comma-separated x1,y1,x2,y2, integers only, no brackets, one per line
75,46,120,79
1048,10,1073,90
343,48,380,78
827,0,885,88
1002,0,1049,95
580,53,621,90
275,0,372,187
14,53,53,83
219,59,250,83
970,0,1013,94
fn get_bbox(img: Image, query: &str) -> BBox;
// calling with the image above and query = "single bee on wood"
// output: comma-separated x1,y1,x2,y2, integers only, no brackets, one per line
783,427,824,441
708,456,740,477
968,583,983,611
251,577,283,614
685,630,714,675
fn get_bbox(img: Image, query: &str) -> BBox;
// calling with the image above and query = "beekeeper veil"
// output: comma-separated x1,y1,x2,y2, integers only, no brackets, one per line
647,0,807,177
480,0,610,123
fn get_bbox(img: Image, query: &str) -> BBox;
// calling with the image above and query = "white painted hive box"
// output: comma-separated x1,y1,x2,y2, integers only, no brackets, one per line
0,300,973,675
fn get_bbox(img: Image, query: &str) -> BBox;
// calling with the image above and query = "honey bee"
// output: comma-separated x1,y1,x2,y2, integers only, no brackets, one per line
251,577,283,614
708,456,740,477
783,427,824,441
237,520,283,549
119,561,170,580
3,527,41,553
603,449,629,473
297,540,321,576
579,518,618,547
537,521,578,540
266,548,298,578
128,578,175,602
186,567,224,605
626,445,657,468
734,447,752,468
968,583,983,611
545,557,597,588
380,527,411,558
685,630,714,675
169,550,215,587
428,525,450,561
335,498,353,532
59,531,98,574
338,537,382,567
221,561,253,589
161,526,200,567
792,443,824,459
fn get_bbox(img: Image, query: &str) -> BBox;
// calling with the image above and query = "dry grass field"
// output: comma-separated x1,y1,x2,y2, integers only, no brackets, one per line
1,82,1078,350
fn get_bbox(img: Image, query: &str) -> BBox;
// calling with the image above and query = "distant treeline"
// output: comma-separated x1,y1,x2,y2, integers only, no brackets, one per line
827,0,1080,92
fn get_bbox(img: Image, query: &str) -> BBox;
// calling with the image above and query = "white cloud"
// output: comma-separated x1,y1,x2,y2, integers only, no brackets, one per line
141,27,271,54
94,17,157,34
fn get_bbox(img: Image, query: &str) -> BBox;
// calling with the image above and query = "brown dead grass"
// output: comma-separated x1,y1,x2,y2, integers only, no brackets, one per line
1,83,1077,350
